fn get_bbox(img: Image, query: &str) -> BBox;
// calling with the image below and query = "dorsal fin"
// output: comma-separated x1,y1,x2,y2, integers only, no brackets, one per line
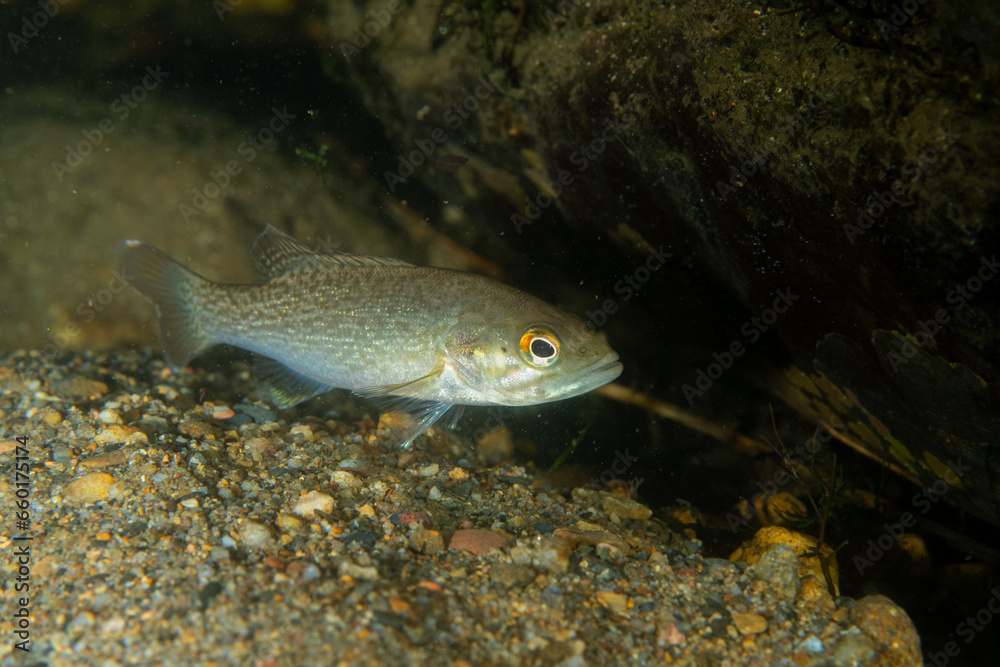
251,223,413,281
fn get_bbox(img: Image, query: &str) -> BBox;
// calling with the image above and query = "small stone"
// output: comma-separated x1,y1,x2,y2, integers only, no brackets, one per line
79,450,128,470
848,595,922,666
294,490,335,518
417,581,442,593
428,486,442,501
409,527,444,555
55,375,108,400
730,526,839,597
95,531,112,542
97,409,122,425
742,544,801,600
595,591,630,617
531,536,574,574
237,520,277,551
417,463,439,477
829,633,877,664
63,473,122,504
553,527,631,557
330,470,362,489
289,424,314,441
597,491,652,521
95,424,148,446
38,407,63,425
732,613,768,635
276,513,303,531
339,559,379,580
448,466,470,480
233,403,276,423
212,407,236,420
179,420,216,439
488,563,534,588
180,497,200,509
449,529,508,556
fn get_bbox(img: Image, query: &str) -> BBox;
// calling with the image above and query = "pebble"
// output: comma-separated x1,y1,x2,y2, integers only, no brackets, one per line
553,526,631,557
237,520,277,551
233,403,277,423
293,490,335,518
79,450,128,470
408,527,444,555
528,536,573,574
732,613,768,635
595,591,630,617
54,375,108,399
330,470,362,489
211,406,236,419
449,529,508,556
596,490,652,521
732,526,839,598
417,463,439,477
97,409,123,424
277,513,304,531
37,407,63,425
63,472,122,504
95,424,148,446
428,486,442,500
740,543,801,600
848,595,923,666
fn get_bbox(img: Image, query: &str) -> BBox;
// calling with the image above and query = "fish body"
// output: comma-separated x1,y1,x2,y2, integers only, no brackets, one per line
121,225,622,445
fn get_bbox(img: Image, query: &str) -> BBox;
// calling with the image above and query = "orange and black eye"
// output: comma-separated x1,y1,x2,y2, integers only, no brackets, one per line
519,327,560,367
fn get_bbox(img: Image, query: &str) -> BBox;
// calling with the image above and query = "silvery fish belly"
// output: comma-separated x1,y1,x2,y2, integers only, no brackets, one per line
120,224,622,446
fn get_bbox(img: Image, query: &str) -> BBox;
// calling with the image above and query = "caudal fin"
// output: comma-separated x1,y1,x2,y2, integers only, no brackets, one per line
119,240,215,369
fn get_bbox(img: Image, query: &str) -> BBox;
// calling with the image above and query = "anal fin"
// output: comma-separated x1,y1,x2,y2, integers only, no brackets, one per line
253,355,334,408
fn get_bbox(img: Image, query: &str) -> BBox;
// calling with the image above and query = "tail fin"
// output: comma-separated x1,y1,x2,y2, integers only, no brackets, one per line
118,239,215,369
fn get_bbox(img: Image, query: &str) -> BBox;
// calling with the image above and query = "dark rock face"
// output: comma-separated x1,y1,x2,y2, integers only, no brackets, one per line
330,0,1000,525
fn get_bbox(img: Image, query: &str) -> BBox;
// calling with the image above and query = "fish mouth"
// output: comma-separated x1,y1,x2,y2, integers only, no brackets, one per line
585,351,623,386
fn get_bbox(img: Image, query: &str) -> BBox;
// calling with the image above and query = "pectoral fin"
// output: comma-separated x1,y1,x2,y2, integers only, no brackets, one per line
354,365,455,447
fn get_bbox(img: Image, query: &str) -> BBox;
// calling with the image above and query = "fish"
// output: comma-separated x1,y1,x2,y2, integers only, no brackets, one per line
120,224,622,446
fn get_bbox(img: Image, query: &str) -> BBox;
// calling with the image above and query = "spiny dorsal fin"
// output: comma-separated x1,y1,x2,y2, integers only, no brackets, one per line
251,223,413,281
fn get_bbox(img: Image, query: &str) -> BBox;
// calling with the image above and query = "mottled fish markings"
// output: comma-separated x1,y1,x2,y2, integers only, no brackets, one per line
120,225,622,446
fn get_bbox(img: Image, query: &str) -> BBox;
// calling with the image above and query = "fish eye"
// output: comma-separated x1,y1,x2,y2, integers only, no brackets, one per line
520,327,560,367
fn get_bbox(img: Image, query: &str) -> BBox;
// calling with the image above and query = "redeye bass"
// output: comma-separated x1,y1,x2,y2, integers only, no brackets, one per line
121,225,622,445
